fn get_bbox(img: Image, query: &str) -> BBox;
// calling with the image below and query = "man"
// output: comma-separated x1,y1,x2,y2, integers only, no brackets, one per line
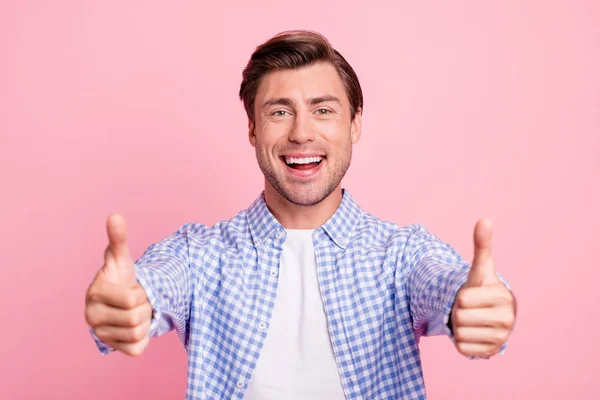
85,30,516,399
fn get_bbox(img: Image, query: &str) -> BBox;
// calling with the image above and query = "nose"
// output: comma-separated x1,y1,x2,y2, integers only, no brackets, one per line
288,112,316,144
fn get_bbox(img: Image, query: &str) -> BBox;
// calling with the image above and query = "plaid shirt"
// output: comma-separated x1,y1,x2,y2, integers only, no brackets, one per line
92,189,507,399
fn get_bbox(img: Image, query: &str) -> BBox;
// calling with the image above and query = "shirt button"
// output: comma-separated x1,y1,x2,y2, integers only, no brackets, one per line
269,269,278,277
340,237,349,245
236,380,245,389
258,321,267,330
275,230,284,239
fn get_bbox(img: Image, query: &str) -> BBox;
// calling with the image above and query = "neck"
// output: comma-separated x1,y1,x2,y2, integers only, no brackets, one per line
263,181,343,229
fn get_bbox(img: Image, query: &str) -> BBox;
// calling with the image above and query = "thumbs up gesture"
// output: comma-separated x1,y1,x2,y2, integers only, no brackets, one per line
85,215,152,356
450,218,516,358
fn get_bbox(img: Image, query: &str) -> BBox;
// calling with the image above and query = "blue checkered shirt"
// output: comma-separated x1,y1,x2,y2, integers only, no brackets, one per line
92,189,507,399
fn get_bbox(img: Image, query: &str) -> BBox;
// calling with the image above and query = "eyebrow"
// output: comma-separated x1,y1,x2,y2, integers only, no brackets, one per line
261,95,342,109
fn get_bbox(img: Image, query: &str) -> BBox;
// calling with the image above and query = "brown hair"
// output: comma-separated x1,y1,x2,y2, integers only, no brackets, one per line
239,30,363,123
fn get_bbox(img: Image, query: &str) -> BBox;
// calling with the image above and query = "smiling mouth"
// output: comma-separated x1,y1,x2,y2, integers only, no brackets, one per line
280,155,324,170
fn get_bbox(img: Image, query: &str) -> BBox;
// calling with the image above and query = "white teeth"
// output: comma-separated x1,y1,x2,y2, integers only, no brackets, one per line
285,156,323,165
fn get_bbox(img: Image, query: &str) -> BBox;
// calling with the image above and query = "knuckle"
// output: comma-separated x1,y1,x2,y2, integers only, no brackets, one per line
123,293,137,309
126,312,140,327
128,339,148,357
477,346,491,358
456,292,469,308
499,290,512,304
487,347,499,358
85,303,103,327
129,347,143,357
120,346,136,357
456,342,469,355
127,329,139,342
135,285,148,300
93,326,106,340
501,312,514,329
494,331,506,344
453,310,465,326
86,288,102,304
130,326,146,342
85,309,99,327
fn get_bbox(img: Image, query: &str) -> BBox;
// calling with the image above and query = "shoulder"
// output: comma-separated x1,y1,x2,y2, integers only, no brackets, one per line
354,211,426,247
176,208,251,249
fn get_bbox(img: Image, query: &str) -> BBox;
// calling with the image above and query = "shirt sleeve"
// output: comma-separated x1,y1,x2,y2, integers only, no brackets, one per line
402,224,510,356
90,223,193,355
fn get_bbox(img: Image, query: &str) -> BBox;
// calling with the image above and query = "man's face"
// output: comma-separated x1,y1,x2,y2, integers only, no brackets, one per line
249,62,362,206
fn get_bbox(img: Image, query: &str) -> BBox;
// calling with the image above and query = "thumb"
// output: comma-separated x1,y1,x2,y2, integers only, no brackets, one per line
466,217,497,286
103,214,136,286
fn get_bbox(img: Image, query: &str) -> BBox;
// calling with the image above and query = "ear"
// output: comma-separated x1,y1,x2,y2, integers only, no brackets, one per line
350,107,362,144
248,119,256,147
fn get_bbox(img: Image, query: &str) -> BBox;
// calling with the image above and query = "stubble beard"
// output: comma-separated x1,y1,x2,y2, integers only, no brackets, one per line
256,146,352,207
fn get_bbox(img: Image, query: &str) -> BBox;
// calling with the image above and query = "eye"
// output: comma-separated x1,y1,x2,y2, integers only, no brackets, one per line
316,108,332,115
271,110,290,117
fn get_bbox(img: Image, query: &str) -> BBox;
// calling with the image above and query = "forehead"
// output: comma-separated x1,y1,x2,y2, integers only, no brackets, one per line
255,62,347,103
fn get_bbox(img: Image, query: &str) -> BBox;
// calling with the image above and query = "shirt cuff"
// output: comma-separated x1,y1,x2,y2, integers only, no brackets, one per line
134,266,164,338
442,268,469,340
89,325,114,355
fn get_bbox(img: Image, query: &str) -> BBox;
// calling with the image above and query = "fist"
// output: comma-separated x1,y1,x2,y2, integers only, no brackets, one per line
451,218,516,358
85,214,152,357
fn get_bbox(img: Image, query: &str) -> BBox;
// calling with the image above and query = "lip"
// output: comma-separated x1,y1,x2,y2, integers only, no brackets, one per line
280,156,325,179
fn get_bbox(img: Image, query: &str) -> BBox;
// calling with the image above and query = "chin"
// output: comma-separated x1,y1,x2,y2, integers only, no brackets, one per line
284,192,326,207
275,182,336,207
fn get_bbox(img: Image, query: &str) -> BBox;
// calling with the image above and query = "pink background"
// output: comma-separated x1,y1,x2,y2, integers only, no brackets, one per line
1,1,598,398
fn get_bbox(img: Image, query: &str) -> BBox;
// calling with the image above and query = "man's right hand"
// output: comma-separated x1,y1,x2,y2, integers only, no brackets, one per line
85,214,152,356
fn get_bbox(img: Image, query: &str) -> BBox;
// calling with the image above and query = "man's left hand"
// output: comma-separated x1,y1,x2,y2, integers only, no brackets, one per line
451,218,516,358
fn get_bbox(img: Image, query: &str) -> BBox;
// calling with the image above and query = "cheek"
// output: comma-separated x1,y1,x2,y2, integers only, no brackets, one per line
319,121,352,144
257,121,290,146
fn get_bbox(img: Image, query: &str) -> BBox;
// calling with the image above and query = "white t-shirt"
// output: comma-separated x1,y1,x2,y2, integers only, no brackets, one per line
243,229,346,400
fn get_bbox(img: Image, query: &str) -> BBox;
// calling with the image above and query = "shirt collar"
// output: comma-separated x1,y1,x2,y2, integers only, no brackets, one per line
246,188,363,249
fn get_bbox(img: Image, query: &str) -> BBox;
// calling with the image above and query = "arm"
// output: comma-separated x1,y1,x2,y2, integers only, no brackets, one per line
86,217,193,356
404,220,515,358
133,223,193,347
403,224,470,339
